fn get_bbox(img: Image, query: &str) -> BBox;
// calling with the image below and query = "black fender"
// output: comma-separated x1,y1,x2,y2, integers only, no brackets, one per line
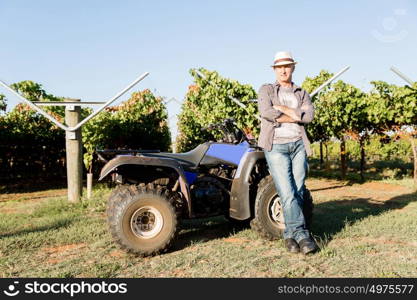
99,155,193,217
229,151,265,220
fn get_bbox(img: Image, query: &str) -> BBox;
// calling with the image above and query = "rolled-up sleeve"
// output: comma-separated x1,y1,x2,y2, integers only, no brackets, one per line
258,84,282,122
299,90,314,124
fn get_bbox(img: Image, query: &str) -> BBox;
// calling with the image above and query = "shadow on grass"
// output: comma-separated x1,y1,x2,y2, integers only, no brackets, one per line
309,169,367,185
170,191,416,253
171,216,249,253
0,218,73,239
0,179,67,194
310,184,353,192
311,191,417,246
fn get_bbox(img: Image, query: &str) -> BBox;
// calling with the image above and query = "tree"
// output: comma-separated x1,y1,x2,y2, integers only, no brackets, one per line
367,81,417,185
315,81,368,179
10,80,66,119
302,70,334,166
1,81,171,182
82,89,171,173
0,101,66,182
303,71,370,179
0,94,6,113
176,68,258,152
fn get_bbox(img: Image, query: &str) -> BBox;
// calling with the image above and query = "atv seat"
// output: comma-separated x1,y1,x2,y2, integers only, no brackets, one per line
145,143,210,168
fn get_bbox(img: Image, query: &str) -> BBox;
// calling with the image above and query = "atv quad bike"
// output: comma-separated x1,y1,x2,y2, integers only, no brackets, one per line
98,118,313,256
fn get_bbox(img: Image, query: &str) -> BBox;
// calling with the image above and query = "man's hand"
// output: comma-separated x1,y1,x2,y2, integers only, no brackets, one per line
275,115,298,123
274,105,301,122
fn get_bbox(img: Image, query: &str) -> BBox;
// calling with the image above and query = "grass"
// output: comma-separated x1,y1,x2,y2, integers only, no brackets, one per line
0,178,416,278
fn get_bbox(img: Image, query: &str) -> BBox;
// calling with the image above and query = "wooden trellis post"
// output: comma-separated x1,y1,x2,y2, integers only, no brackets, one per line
0,72,149,202
65,99,83,202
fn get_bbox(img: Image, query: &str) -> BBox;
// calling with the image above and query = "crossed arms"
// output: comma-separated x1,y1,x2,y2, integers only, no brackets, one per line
257,84,314,124
273,105,301,123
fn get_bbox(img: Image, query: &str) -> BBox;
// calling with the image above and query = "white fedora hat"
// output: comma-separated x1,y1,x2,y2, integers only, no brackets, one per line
271,51,297,67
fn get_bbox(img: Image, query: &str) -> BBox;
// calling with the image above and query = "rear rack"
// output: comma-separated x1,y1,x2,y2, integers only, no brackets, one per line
96,149,161,163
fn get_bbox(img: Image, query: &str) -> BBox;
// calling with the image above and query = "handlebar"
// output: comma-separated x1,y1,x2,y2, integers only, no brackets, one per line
203,118,255,145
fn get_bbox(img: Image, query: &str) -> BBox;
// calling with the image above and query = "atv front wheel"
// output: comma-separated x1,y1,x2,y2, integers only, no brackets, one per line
250,175,313,240
107,185,178,256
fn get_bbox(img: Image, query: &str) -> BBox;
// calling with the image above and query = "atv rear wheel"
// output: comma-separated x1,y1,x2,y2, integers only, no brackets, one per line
107,185,178,256
250,175,313,240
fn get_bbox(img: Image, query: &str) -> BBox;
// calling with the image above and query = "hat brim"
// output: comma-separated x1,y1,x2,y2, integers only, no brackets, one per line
271,61,297,67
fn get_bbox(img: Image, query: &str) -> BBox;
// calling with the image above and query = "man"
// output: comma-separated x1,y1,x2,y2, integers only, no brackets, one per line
257,51,318,255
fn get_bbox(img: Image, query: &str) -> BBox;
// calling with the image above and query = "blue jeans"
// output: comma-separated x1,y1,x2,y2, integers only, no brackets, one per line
264,139,310,242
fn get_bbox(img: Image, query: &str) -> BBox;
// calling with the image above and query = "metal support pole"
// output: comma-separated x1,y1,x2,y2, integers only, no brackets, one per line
0,71,149,132
65,99,83,203
194,70,262,121
0,79,70,131
230,98,262,121
310,66,350,97
195,66,350,121
70,72,149,131
0,72,150,200
390,66,414,85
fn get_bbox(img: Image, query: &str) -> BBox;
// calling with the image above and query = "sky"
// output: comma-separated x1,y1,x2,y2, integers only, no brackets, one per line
0,0,416,139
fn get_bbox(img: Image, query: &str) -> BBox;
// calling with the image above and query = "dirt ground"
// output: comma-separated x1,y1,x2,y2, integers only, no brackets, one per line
306,178,412,201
